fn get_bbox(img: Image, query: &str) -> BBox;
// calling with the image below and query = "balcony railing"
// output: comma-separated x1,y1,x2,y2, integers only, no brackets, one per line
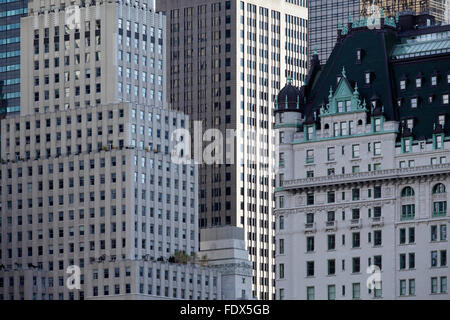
370,216,384,227
304,222,316,233
349,218,362,229
325,220,337,231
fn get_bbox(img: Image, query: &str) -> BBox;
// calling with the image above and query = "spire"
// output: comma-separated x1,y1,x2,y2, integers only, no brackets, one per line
329,86,333,99
353,82,359,95
342,66,347,78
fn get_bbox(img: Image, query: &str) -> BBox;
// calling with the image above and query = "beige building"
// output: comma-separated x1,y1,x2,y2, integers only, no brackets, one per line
156,0,308,300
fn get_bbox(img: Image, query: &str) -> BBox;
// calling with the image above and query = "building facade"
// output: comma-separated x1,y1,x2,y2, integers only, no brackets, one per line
0,0,30,114
309,0,450,66
156,0,308,300
275,14,450,299
0,0,248,300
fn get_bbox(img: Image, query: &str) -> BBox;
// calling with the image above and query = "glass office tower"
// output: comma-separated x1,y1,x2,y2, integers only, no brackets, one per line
308,0,360,65
0,0,29,114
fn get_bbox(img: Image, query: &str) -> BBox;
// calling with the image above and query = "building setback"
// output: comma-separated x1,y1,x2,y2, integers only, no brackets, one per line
155,0,308,300
275,13,450,300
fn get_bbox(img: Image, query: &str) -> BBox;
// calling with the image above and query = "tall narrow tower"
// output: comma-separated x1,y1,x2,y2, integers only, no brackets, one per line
156,0,308,300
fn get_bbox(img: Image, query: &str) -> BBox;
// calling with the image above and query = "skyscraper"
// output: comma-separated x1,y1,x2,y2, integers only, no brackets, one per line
155,0,308,300
0,0,30,114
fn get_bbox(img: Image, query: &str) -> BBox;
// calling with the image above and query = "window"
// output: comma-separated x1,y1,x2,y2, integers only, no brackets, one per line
400,280,406,296
401,186,415,197
374,142,381,156
327,147,335,161
327,234,335,250
352,283,360,299
431,277,438,294
411,98,418,108
352,145,360,158
401,204,415,220
374,230,382,246
306,150,314,163
409,279,415,296
327,285,336,300
364,72,371,84
306,237,314,252
328,259,336,275
352,232,360,248
433,201,446,217
306,287,315,300
443,94,449,105
433,183,446,194
327,191,335,203
432,76,437,86
352,257,360,273
306,261,314,277
416,77,422,88
400,80,406,90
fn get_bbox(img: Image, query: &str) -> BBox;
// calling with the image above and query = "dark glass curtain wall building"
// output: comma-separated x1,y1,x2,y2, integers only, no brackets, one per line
0,0,29,114
308,0,360,65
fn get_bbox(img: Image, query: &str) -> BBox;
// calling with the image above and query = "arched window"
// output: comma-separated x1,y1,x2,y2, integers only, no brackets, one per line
357,119,363,126
433,183,446,194
401,186,415,197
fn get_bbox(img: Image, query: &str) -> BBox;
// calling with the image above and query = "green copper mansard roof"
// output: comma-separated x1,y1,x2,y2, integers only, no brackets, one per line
294,14,450,140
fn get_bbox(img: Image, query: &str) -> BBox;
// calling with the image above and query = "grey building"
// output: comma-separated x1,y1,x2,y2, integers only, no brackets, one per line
0,0,249,300
275,14,450,300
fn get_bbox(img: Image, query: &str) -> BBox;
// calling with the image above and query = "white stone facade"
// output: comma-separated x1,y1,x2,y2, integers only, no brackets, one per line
274,87,450,300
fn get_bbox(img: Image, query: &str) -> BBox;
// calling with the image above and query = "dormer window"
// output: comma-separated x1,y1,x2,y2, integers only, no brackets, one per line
306,126,314,140
374,118,381,132
397,98,402,107
356,49,362,63
400,80,406,90
439,115,445,126
447,73,450,84
436,135,443,149
429,95,434,104
407,119,414,130
411,98,418,108
338,101,344,112
365,72,371,85
415,77,422,88
431,75,438,86
443,94,449,105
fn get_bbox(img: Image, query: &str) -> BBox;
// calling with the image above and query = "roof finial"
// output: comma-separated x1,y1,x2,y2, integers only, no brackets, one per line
354,82,359,94
434,122,436,130
342,66,347,78
329,86,333,98
297,95,300,110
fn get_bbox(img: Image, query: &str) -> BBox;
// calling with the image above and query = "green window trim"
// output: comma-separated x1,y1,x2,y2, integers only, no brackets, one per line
433,201,447,217
401,204,415,220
